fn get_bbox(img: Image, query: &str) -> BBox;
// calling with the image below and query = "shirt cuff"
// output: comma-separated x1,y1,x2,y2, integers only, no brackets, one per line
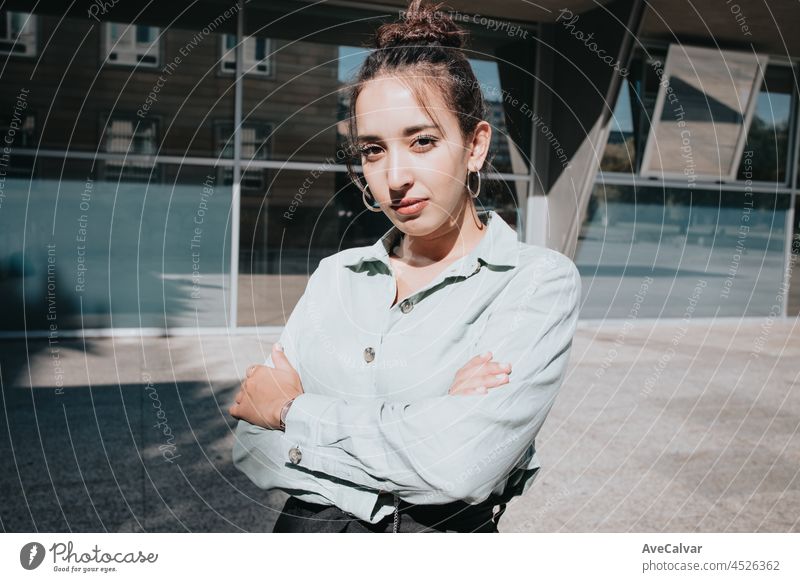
281,393,392,523
281,392,345,475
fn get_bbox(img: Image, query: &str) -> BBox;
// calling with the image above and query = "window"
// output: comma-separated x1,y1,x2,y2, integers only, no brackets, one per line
0,111,35,147
220,34,272,76
736,64,794,184
640,44,768,181
214,121,272,190
0,112,35,177
0,11,36,56
102,117,159,182
104,23,160,67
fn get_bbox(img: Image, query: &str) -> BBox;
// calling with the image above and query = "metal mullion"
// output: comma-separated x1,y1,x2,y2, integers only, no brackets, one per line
596,171,793,195
9,149,237,166
229,0,244,330
782,63,800,318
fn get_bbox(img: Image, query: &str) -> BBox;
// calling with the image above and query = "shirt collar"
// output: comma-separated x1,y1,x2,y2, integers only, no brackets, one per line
342,209,520,276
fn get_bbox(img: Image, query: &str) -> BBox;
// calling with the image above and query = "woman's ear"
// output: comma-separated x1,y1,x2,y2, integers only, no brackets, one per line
466,121,492,172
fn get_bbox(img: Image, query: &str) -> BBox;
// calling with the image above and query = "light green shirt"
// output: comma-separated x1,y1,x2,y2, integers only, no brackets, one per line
233,209,581,524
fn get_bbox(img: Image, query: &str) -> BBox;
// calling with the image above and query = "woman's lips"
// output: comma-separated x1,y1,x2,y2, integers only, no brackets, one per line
392,199,429,215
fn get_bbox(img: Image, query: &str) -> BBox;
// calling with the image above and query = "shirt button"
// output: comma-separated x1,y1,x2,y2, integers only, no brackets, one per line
288,446,302,464
364,347,375,362
400,299,413,313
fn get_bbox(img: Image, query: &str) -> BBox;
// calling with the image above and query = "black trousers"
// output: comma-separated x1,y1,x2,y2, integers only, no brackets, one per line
272,496,506,533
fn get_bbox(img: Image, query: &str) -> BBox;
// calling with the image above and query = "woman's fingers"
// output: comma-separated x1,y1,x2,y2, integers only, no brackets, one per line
448,352,513,396
472,371,510,391
456,352,492,375
459,360,512,382
450,369,510,395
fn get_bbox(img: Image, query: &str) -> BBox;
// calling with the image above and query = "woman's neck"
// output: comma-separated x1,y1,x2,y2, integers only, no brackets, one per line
391,205,487,268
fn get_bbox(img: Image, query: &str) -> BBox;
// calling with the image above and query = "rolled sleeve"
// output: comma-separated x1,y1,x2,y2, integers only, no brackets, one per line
278,252,582,505
231,261,369,509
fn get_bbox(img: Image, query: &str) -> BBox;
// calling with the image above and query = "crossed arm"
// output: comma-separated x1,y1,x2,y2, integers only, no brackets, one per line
232,255,581,507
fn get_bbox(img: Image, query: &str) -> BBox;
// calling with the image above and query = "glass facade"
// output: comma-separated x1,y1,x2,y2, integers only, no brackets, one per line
576,183,791,318
0,158,232,330
2,5,796,332
0,4,537,332
583,45,799,320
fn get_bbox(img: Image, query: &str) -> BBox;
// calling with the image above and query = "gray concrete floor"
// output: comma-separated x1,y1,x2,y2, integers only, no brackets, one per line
1,318,797,532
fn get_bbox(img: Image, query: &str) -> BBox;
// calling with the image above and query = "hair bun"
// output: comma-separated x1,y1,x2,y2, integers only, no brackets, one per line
375,0,467,49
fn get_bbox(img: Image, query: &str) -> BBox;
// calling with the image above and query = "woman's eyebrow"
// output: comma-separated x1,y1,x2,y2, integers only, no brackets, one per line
357,124,439,143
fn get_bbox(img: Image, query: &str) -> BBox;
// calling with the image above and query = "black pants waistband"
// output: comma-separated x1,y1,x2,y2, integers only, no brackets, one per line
396,498,501,524
273,496,505,533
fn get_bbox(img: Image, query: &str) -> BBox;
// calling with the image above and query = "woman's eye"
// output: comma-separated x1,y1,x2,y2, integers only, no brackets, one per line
414,135,437,149
360,145,381,158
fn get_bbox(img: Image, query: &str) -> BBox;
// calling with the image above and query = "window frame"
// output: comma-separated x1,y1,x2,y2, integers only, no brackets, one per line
102,22,161,68
213,119,273,191
101,114,162,183
219,33,273,77
0,11,37,57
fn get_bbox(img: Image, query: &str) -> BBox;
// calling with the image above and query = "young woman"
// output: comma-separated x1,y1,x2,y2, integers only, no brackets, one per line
229,0,581,533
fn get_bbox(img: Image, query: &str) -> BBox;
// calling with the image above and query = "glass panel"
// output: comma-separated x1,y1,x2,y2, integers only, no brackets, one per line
238,169,361,327
254,37,266,62
237,168,523,327
104,23,160,67
0,158,232,330
789,200,800,316
241,13,534,169
475,58,526,175
641,44,767,180
602,80,637,173
736,65,793,184
0,11,36,56
602,55,795,188
600,51,663,174
0,12,235,157
575,183,789,318
135,25,154,44
220,34,272,76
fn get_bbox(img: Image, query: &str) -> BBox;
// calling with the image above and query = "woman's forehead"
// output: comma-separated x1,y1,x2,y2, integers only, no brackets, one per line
355,76,453,137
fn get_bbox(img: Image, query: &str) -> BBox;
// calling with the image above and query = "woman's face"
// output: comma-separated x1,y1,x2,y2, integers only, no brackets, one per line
354,74,490,235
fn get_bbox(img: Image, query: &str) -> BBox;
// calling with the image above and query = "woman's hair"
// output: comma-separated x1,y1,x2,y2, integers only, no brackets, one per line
344,0,492,192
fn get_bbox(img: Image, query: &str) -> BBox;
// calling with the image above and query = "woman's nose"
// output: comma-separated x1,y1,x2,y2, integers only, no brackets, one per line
387,150,413,191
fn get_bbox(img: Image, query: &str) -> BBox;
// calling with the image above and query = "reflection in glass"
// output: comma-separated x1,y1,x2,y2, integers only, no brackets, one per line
640,44,767,180
214,121,272,190
602,80,637,173
576,183,789,318
601,54,794,190
104,23,160,67
0,13,236,157
102,117,159,182
335,47,524,175
237,166,523,327
220,34,272,76
736,65,793,183
0,159,231,330
0,11,37,56
790,206,800,316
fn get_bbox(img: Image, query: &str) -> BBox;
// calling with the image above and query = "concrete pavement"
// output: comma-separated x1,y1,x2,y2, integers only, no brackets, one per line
1,318,797,532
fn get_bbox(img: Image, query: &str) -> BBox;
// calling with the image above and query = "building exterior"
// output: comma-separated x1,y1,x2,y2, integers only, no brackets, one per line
0,0,797,335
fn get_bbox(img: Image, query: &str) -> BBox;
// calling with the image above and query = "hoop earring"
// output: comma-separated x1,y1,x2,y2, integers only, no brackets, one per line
466,169,481,199
361,183,383,213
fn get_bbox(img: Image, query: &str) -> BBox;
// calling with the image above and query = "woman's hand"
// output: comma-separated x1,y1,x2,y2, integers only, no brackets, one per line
229,343,304,429
448,351,511,396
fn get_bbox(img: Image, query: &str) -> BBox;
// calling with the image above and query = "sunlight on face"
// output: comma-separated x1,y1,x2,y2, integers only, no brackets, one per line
355,75,478,234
